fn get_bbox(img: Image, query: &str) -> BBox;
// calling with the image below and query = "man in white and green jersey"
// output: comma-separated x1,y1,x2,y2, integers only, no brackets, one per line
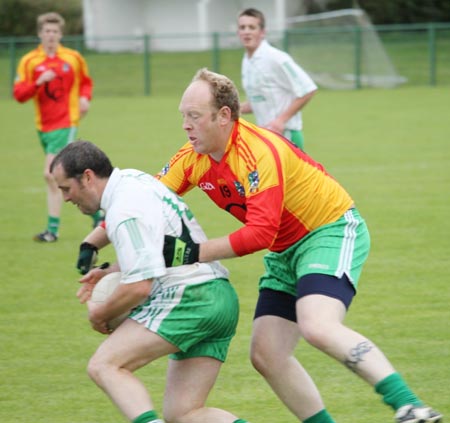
50,140,249,423
238,7,317,150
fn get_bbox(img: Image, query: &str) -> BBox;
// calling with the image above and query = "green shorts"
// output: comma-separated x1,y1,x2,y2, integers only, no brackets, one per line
259,208,370,296
284,129,304,150
38,127,77,154
129,278,239,362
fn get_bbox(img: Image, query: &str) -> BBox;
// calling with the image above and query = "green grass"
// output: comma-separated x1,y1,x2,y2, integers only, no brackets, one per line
0,85,449,422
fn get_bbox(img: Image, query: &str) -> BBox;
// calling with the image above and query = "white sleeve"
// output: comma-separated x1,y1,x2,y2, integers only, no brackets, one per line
107,187,167,284
275,52,317,97
112,216,167,284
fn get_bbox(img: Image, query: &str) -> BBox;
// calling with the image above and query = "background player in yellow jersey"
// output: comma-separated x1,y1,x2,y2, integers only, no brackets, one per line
13,12,103,242
78,69,442,423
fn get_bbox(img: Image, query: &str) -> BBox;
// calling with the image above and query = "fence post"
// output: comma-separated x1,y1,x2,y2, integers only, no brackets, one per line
428,23,437,86
9,37,17,96
354,26,362,89
211,32,220,73
283,29,289,52
143,34,151,96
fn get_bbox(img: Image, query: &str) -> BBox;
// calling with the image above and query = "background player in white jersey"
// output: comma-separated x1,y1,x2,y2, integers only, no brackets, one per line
238,8,317,150
50,140,249,423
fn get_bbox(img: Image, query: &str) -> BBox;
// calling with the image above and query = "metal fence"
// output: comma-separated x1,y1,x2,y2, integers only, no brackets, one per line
1,22,449,97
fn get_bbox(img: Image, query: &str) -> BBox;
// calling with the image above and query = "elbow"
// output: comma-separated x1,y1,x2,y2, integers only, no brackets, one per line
13,94,27,103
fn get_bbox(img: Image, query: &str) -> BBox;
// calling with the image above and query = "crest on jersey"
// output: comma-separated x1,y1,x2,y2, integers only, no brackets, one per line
248,170,260,193
233,181,245,197
62,63,70,72
159,163,170,176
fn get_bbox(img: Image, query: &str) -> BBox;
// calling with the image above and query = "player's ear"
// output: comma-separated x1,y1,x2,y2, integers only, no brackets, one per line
217,106,232,125
83,168,95,183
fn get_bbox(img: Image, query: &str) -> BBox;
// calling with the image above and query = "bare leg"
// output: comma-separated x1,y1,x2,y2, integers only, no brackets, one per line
164,357,243,423
251,315,326,420
296,294,395,385
87,319,177,420
44,154,62,218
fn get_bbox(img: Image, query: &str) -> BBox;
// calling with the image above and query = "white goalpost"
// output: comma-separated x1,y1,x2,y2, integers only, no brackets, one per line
285,8,407,89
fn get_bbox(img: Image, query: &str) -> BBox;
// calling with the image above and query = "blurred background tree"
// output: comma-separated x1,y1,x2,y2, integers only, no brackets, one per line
0,0,449,37
304,0,450,24
0,0,82,36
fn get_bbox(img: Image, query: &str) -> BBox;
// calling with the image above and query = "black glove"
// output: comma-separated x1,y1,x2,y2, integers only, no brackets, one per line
163,221,200,267
77,242,98,275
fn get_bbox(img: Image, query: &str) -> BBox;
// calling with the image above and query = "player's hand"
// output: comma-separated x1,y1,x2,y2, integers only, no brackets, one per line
36,69,56,85
163,221,200,267
266,118,285,135
77,242,98,274
79,96,90,117
77,267,107,304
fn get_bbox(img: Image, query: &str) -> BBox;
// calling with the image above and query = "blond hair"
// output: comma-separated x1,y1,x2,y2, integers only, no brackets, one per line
37,12,65,33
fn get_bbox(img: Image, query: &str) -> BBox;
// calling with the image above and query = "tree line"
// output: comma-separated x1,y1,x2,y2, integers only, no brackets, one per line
0,0,449,37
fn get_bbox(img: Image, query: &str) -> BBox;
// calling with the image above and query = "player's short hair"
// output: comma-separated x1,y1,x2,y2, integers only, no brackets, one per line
50,140,113,179
192,68,240,121
37,12,65,33
238,8,266,30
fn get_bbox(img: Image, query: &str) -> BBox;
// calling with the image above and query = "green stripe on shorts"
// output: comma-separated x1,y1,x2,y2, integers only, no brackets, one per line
259,208,370,296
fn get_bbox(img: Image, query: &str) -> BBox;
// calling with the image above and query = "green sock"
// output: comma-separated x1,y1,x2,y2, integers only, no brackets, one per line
47,216,60,235
375,372,423,411
304,409,335,423
132,410,163,423
233,420,249,423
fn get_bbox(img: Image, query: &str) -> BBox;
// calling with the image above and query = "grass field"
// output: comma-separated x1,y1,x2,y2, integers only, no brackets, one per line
0,85,449,423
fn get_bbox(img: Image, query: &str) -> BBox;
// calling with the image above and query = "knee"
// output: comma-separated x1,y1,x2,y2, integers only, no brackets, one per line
298,319,335,351
86,354,105,386
250,338,281,376
43,169,55,184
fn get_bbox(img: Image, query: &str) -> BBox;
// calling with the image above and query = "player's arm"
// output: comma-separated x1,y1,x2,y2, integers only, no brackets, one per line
164,187,282,265
267,90,317,135
75,53,93,117
267,90,317,134
77,225,111,274
88,279,151,334
14,68,56,102
199,236,237,261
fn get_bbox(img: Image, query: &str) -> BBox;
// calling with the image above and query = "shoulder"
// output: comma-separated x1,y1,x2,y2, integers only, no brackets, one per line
18,47,42,64
235,120,281,163
58,45,86,63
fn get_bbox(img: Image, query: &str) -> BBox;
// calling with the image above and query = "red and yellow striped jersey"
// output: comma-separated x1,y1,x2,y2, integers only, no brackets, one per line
13,44,93,132
157,119,354,256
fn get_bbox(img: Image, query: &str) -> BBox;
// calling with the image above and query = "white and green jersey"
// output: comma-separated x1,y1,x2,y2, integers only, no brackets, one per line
241,39,317,131
101,168,229,287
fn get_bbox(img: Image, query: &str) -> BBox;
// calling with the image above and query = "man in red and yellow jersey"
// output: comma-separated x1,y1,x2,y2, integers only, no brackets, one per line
77,69,442,423
14,12,102,243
